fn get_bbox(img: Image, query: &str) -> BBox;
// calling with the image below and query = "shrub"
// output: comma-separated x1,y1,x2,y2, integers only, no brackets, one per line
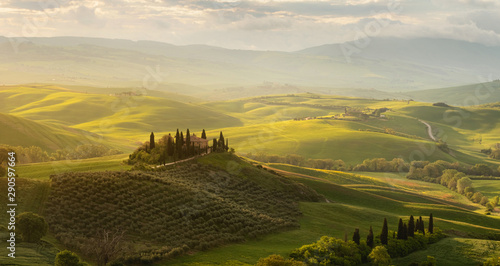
256,254,304,266
55,250,85,266
16,212,48,243
369,246,391,266
290,236,363,265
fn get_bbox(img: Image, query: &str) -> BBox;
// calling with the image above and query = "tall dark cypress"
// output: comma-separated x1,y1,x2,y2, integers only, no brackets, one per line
225,138,229,152
403,223,408,240
381,218,388,245
353,228,360,245
408,215,415,237
421,219,426,236
367,226,374,248
180,131,184,146
175,129,180,145
212,138,217,153
397,218,404,240
218,131,225,152
186,129,191,156
428,213,434,234
201,129,206,139
167,134,174,157
176,129,182,159
150,132,155,150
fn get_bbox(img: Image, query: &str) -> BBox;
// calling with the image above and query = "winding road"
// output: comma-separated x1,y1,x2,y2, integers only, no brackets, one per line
418,119,436,141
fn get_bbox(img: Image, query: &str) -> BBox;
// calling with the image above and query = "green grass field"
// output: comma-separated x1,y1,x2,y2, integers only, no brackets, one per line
17,154,131,180
1,87,499,166
2,88,500,265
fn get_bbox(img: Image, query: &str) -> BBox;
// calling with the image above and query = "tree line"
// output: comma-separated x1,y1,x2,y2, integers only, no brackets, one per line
407,160,500,212
245,153,410,172
0,144,121,176
260,214,443,265
127,129,230,165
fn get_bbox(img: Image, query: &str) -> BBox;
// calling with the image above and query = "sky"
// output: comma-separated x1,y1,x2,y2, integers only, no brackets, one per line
1,0,500,51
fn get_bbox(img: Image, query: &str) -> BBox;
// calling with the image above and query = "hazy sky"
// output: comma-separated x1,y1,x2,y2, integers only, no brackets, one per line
1,0,500,51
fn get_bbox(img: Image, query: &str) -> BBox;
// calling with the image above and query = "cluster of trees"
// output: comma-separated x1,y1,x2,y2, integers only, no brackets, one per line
407,160,500,211
490,149,500,160
407,160,500,181
352,158,410,172
245,153,411,173
127,129,229,165
245,153,347,170
284,215,442,265
282,215,443,265
480,146,500,160
437,169,498,211
0,144,121,166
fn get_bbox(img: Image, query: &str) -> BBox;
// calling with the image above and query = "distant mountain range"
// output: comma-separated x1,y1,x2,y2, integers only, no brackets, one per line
1,36,499,102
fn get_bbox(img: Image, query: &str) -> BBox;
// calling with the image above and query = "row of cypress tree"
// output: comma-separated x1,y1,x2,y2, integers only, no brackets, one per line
147,129,228,163
352,214,434,247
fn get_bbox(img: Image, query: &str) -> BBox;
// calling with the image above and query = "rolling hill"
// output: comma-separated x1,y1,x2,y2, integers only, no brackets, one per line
3,153,500,265
0,112,107,152
3,86,499,166
0,85,242,148
203,94,500,165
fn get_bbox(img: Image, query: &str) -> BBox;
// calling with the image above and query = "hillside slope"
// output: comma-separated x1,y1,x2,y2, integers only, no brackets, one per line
204,94,499,165
0,85,242,145
0,112,107,152
44,153,322,264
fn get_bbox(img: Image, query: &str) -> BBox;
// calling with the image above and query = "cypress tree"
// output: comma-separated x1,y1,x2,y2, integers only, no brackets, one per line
408,215,415,237
218,132,225,152
421,219,426,236
353,228,360,245
428,213,434,234
186,129,191,156
180,131,184,146
201,129,206,139
175,129,180,144
381,218,388,245
367,226,374,248
226,138,229,152
167,134,174,157
403,223,408,240
397,218,404,240
150,132,155,150
212,138,217,153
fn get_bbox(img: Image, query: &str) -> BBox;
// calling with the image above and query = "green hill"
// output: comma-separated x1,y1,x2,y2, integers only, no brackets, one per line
168,160,500,265
203,94,499,165
3,154,500,265
43,153,321,264
0,112,108,152
0,85,242,146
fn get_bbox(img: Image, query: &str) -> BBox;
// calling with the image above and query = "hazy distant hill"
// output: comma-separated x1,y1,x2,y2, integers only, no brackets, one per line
404,80,500,106
1,36,499,93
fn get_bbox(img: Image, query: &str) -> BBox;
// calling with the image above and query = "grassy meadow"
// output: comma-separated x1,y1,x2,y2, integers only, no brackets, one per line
1,85,500,265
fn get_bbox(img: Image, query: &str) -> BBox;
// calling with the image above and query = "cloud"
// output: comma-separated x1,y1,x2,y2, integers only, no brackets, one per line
74,6,106,27
233,14,293,31
0,0,499,51
3,0,62,11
